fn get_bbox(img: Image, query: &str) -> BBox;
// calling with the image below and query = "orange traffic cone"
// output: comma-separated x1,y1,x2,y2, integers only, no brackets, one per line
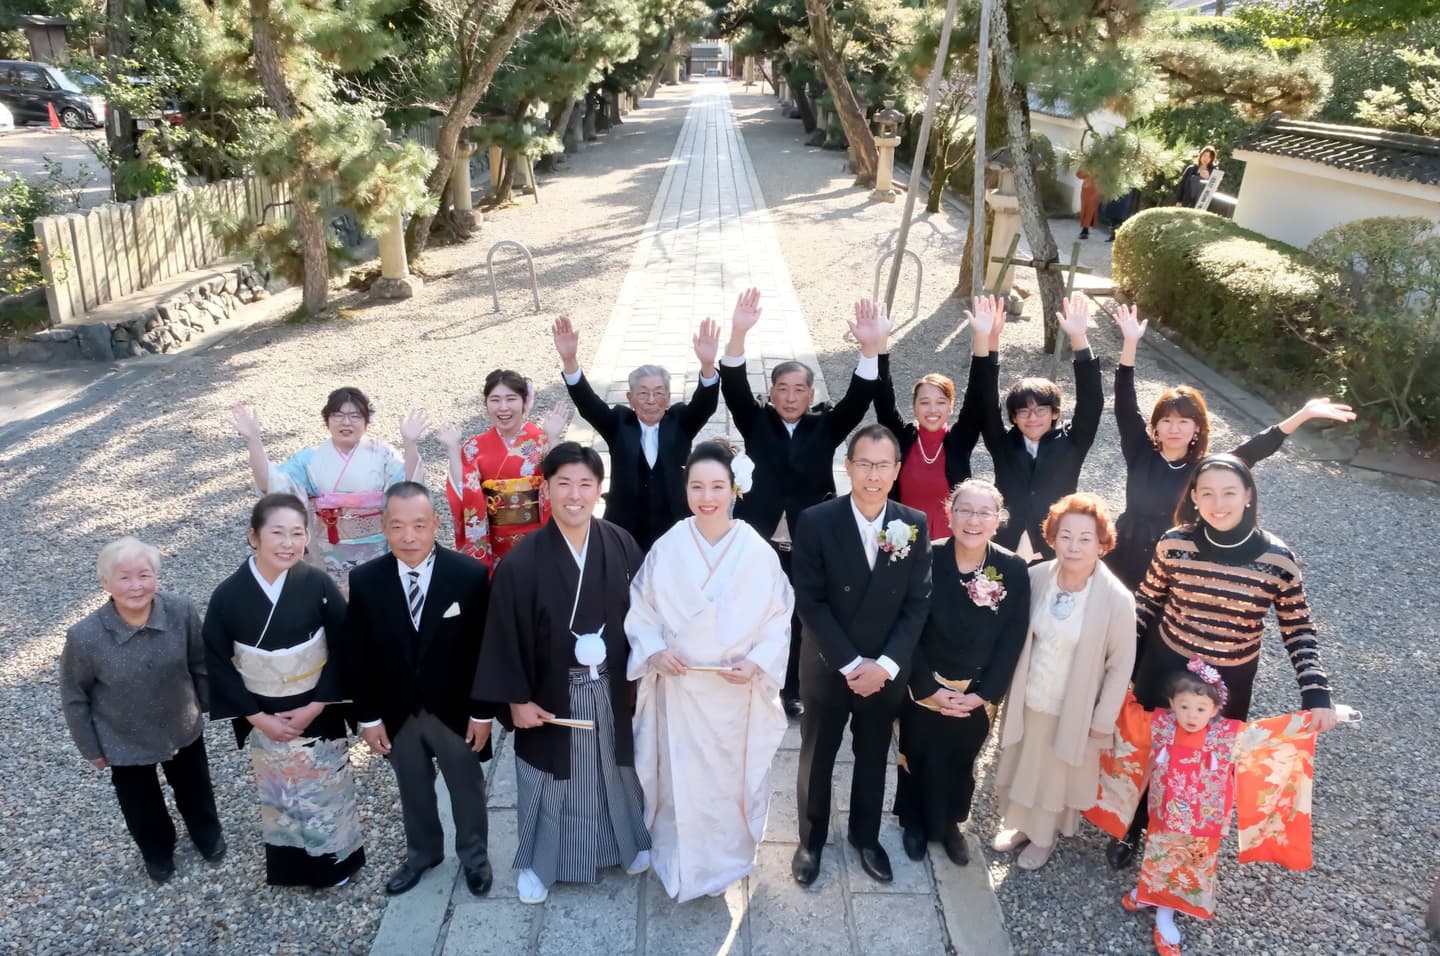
46,101,60,129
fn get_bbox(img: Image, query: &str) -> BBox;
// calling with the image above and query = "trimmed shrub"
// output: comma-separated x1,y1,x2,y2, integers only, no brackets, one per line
1112,208,1333,391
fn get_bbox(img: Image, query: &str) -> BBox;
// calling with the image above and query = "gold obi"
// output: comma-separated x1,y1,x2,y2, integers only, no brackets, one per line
910,674,998,721
484,476,542,527
233,629,328,698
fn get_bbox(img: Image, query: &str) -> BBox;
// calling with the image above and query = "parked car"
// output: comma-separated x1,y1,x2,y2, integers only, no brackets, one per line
0,100,14,132
0,60,106,128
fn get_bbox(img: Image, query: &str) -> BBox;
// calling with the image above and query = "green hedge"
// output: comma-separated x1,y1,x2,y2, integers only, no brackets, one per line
1112,208,1332,391
1114,209,1440,439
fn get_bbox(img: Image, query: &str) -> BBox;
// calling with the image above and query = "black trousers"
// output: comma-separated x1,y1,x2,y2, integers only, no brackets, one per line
894,702,992,839
796,651,906,849
773,542,803,701
110,735,222,864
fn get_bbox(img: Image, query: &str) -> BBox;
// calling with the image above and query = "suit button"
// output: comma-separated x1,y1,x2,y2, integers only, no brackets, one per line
843,585,851,592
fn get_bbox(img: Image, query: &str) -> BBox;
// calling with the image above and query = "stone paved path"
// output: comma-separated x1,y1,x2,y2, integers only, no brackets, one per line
370,82,1009,956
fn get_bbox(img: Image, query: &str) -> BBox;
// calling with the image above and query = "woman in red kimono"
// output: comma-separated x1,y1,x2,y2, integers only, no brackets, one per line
441,369,569,568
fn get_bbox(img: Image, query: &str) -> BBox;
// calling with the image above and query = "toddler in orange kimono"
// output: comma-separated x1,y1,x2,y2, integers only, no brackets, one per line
1087,659,1317,956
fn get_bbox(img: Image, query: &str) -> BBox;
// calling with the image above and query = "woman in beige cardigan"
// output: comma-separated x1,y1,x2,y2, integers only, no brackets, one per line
991,493,1135,870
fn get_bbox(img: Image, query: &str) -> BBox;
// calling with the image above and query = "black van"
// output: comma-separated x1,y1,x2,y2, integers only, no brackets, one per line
0,60,106,128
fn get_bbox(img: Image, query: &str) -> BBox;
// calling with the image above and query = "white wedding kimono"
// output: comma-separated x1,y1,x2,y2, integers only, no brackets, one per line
626,518,794,902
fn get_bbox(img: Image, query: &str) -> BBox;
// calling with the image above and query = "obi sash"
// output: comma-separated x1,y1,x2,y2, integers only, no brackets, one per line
234,629,328,698
484,476,542,527
312,491,385,545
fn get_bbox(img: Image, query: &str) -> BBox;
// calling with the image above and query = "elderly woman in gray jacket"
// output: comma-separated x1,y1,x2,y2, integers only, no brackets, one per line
59,537,224,884
990,494,1135,871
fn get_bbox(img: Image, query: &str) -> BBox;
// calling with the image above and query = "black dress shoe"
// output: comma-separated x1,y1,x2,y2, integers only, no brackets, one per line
1106,835,1138,870
463,859,494,897
942,827,969,866
791,845,822,885
902,827,926,861
783,697,804,719
199,835,227,863
144,857,176,884
848,836,893,883
385,859,440,896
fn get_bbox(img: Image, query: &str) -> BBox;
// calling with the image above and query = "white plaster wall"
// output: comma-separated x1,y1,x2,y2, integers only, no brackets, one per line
1030,109,1126,213
1233,151,1440,249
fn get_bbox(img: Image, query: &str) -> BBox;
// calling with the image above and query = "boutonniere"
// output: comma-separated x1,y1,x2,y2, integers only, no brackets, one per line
877,520,917,563
966,566,1007,612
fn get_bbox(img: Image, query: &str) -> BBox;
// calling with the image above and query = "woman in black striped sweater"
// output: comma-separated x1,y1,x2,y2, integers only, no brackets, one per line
1108,454,1340,868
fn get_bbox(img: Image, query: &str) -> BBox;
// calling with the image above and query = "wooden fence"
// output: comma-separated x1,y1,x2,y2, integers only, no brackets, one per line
35,176,292,326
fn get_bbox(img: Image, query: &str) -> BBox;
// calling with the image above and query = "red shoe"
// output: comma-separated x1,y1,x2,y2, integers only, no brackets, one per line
1152,925,1181,956
1121,890,1146,913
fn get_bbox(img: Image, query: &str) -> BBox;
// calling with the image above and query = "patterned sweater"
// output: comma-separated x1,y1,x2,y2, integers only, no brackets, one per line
1136,528,1332,709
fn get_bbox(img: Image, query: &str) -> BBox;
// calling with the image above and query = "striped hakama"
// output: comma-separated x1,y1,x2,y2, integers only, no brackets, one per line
513,665,650,885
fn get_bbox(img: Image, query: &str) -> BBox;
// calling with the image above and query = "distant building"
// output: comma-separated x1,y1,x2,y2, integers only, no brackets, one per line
18,15,72,64
1232,113,1440,248
687,39,732,78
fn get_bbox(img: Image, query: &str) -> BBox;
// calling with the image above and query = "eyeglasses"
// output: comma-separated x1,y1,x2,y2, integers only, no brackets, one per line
329,411,366,422
849,459,897,475
953,507,999,521
632,390,668,401
1013,406,1055,420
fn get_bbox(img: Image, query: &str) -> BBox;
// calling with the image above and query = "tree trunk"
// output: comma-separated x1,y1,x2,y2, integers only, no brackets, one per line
405,0,544,260
105,0,138,201
803,0,876,185
788,69,817,133
250,0,329,315
991,0,1064,352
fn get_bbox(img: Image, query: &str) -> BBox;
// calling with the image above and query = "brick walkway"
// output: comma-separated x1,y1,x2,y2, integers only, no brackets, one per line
370,82,1009,956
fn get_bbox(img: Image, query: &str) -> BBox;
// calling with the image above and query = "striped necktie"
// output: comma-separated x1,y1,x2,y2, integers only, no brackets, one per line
407,569,423,630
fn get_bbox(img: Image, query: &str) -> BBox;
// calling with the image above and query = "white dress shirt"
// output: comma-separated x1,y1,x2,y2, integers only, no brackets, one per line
837,498,900,681
562,366,719,468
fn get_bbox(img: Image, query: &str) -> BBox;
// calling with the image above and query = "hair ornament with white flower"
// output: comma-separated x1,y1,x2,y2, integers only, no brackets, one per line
731,452,755,498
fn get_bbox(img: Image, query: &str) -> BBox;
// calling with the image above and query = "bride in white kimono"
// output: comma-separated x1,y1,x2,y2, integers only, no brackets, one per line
626,440,794,902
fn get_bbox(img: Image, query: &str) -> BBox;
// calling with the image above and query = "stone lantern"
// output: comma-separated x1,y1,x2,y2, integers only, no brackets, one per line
871,100,905,202
983,146,1023,296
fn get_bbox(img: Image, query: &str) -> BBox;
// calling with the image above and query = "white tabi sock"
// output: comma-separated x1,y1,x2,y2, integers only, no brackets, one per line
1155,907,1181,945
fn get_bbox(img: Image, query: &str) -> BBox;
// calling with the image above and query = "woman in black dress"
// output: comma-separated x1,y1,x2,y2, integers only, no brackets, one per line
1175,146,1219,207
894,479,1031,865
1105,305,1355,593
203,493,366,888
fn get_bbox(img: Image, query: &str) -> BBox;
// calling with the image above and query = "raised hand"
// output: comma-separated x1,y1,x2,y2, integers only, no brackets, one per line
730,288,763,336
552,315,580,373
542,400,572,442
1056,293,1091,339
1300,397,1357,424
399,409,430,445
230,403,263,443
436,423,464,454
964,294,1003,339
1112,303,1148,342
849,298,891,357
693,318,721,372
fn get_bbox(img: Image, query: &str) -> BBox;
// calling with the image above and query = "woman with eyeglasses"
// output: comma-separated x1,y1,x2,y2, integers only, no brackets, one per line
894,480,1030,867
1106,455,1339,870
230,387,427,592
990,493,1135,871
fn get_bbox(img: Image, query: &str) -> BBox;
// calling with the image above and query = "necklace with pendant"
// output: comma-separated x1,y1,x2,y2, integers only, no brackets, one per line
916,428,945,465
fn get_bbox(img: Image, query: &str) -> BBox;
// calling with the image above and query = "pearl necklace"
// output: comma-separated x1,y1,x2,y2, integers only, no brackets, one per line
916,427,945,465
1203,526,1256,549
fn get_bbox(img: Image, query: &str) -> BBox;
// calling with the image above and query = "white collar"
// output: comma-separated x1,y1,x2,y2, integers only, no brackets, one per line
638,420,660,435
247,556,288,605
561,524,591,566
850,497,885,532
396,547,437,581
1023,435,1040,458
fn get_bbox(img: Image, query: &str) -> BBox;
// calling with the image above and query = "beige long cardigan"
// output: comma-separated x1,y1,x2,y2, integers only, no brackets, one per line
998,559,1137,767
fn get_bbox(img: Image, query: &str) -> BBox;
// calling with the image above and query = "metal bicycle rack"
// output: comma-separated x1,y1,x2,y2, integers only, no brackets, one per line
486,240,541,312
872,248,924,324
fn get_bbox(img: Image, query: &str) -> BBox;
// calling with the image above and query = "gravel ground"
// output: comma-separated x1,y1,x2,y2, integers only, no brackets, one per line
736,90,1440,956
0,93,690,956
3,85,1437,956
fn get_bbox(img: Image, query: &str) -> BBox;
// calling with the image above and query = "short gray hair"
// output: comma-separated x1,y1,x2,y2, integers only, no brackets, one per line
628,365,671,391
771,360,814,387
97,536,161,584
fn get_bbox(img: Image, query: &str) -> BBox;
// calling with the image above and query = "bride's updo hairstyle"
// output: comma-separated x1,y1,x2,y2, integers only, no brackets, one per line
686,438,738,480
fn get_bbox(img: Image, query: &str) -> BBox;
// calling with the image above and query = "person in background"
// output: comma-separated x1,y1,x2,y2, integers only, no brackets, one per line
990,493,1134,871
1078,168,1101,240
894,480,1030,866
1176,146,1219,208
60,537,223,884
230,387,426,592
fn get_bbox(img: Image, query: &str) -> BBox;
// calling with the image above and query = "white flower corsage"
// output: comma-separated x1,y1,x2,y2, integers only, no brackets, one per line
731,453,755,498
965,566,1007,612
877,520,917,562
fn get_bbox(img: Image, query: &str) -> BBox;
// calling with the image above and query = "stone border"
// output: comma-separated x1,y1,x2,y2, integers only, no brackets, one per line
5,264,288,364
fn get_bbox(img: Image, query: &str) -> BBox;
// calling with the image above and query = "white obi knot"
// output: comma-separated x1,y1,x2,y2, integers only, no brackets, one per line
574,625,607,680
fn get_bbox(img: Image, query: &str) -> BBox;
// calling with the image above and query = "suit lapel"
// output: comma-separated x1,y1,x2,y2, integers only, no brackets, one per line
840,496,880,582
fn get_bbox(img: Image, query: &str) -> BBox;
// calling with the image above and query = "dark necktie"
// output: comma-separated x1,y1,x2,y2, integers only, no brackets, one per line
407,570,423,630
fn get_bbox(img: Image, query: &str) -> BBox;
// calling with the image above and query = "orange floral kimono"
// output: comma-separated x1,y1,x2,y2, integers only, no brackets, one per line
445,423,551,569
1086,692,1316,920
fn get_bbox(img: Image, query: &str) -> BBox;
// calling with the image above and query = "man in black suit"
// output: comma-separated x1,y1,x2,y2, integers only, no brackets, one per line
551,314,721,551
345,482,496,898
719,290,890,716
790,424,932,887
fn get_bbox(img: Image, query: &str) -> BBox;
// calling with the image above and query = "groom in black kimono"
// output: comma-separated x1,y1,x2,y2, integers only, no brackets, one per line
473,442,651,904
790,424,932,886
